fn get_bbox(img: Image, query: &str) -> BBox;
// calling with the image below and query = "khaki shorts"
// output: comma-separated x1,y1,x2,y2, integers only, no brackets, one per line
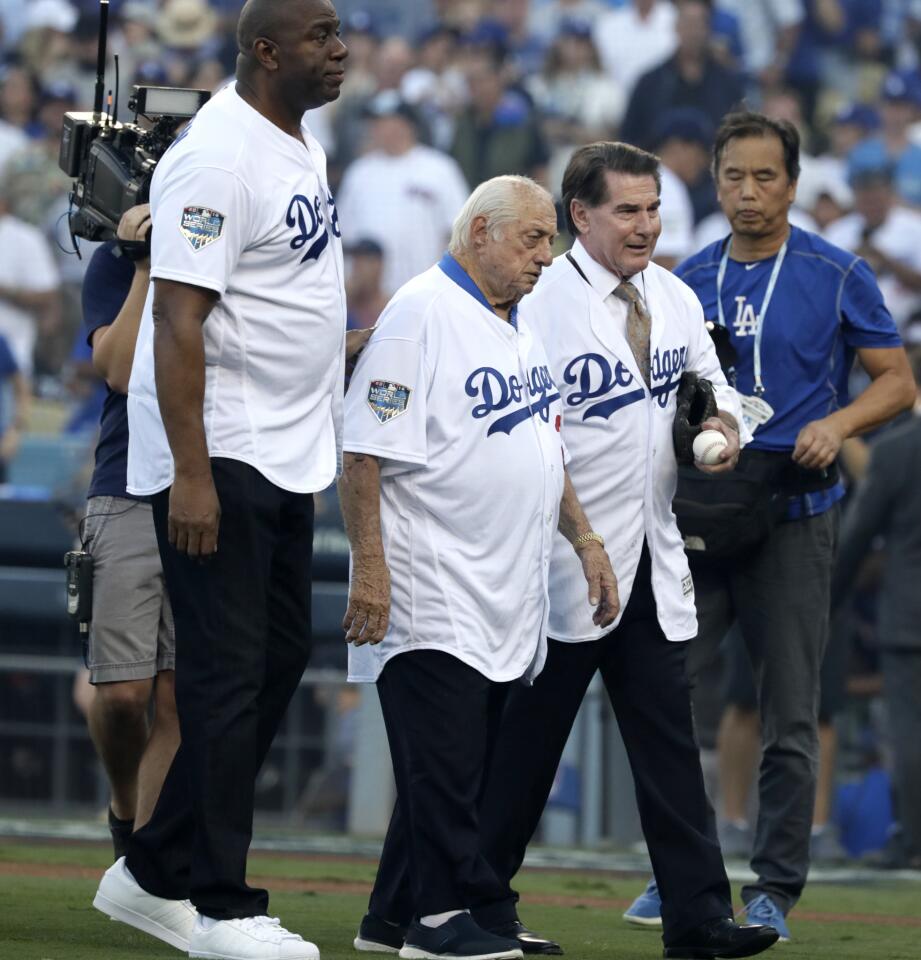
84,496,175,684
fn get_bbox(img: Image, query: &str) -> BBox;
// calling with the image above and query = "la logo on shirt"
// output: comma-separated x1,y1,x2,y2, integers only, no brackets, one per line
733,296,759,337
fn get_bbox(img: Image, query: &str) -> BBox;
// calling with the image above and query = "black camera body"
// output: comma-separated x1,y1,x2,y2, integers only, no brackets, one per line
59,84,209,243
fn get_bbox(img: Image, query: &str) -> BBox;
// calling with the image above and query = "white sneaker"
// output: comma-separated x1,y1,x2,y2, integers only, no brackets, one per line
93,856,197,951
189,915,320,960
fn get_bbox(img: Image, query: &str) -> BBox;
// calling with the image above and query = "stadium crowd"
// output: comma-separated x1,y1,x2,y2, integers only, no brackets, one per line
0,0,919,905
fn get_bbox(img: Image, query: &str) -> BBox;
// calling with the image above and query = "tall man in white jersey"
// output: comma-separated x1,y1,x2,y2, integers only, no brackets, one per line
340,177,620,960
92,3,361,959
470,144,778,960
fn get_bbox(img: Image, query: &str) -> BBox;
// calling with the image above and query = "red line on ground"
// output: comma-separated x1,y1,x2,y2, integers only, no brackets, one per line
1,860,918,928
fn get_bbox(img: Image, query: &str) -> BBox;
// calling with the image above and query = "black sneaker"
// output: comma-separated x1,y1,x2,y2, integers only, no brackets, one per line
107,808,134,860
486,921,562,956
355,913,408,954
400,914,523,960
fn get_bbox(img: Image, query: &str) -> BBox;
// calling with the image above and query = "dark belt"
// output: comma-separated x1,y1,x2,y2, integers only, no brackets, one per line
736,447,839,496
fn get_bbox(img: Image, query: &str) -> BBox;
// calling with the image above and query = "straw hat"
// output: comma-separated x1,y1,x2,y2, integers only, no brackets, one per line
157,0,219,50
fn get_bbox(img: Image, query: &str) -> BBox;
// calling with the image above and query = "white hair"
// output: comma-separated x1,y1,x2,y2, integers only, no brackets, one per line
449,175,551,255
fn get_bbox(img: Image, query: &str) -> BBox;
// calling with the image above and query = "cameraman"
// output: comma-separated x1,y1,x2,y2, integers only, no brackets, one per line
81,203,179,858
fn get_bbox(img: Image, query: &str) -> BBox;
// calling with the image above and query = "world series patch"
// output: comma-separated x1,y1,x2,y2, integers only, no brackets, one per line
368,380,411,423
179,206,225,251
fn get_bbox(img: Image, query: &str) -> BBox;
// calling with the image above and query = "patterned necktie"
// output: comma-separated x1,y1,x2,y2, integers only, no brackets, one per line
612,280,652,387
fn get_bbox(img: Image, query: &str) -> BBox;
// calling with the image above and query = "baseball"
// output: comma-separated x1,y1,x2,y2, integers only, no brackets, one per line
693,429,728,465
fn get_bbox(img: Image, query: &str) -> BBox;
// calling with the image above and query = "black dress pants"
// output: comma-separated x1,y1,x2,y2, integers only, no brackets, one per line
126,458,314,919
371,649,512,919
475,544,731,942
368,545,731,942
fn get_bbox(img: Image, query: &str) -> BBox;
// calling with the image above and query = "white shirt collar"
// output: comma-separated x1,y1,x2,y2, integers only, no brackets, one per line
570,238,645,302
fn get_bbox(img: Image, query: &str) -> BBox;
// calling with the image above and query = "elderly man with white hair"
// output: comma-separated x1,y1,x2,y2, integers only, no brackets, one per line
339,175,619,960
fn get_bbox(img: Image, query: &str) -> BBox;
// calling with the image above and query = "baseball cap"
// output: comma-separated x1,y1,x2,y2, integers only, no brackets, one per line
849,164,895,189
364,90,419,126
654,108,715,148
559,17,593,40
833,102,880,130
120,1,158,30
344,238,384,257
345,10,380,39
881,69,921,107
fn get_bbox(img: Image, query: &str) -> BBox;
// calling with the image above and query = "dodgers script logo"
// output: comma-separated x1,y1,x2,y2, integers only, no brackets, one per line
564,347,687,419
286,192,340,264
465,365,560,436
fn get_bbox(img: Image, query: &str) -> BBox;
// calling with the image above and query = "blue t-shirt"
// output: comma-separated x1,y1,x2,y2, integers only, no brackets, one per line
677,226,902,515
82,241,141,500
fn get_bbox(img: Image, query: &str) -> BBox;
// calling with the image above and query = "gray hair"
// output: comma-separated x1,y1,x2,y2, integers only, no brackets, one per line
449,176,551,255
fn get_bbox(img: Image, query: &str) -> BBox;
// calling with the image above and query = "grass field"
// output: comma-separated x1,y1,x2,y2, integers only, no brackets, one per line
0,841,918,960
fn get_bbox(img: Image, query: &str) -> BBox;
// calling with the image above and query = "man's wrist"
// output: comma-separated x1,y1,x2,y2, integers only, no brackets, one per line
573,531,604,552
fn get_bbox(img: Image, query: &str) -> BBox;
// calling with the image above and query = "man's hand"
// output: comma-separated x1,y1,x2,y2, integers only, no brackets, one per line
793,417,845,470
343,554,391,645
117,203,152,268
694,416,740,474
576,542,620,628
346,327,374,361
168,470,221,557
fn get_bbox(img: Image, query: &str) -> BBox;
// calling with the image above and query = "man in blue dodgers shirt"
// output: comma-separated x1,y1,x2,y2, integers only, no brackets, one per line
625,112,915,940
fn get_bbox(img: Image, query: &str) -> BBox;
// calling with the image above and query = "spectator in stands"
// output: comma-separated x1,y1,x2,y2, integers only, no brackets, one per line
113,3,162,111
401,24,468,153
452,44,550,187
847,69,921,208
654,109,719,225
42,9,104,109
718,0,804,93
0,179,60,375
654,154,695,271
338,10,381,103
0,329,30,483
828,104,879,182
0,66,28,178
482,0,547,78
333,34,413,170
621,0,744,153
782,0,846,126
592,0,677,102
338,91,469,295
0,63,37,134
80,204,179,859
528,0,608,45
832,346,921,870
17,0,79,89
344,238,388,332
525,17,624,154
824,167,921,332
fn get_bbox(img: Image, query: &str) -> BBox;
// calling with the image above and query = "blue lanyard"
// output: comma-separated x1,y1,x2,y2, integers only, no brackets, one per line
715,238,788,397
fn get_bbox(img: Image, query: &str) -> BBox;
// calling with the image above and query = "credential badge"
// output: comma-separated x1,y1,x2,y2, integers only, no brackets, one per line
179,206,225,251
368,380,411,424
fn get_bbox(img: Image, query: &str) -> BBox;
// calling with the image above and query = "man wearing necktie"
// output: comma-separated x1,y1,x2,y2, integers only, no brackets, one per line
464,142,779,960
